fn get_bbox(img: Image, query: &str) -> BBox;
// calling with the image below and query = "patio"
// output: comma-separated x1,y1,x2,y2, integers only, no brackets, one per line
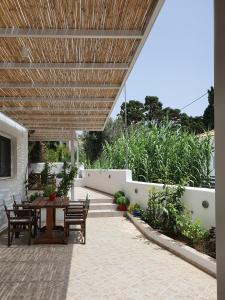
0,214,216,300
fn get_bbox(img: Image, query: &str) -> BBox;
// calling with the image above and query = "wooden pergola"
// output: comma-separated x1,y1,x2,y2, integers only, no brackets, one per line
0,0,164,141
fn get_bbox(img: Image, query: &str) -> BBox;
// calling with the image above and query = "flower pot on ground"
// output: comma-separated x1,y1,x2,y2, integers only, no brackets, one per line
128,203,141,217
116,196,129,211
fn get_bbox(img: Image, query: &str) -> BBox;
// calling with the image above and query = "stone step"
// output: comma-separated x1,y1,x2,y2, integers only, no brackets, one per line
89,203,117,210
89,198,114,204
87,209,125,218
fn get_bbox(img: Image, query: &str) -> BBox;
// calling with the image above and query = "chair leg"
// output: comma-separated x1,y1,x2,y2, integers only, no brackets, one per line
64,224,68,244
83,221,86,244
7,224,11,247
39,209,42,229
28,223,31,245
10,226,14,245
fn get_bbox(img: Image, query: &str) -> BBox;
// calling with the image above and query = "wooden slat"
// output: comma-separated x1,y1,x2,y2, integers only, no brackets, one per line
0,28,143,39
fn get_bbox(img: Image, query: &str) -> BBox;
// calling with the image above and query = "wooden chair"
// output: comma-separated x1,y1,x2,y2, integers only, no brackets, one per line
13,193,41,232
64,198,90,244
3,200,33,246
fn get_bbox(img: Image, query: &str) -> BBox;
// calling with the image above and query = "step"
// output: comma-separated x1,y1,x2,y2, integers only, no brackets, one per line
89,203,117,210
89,198,114,204
88,209,125,218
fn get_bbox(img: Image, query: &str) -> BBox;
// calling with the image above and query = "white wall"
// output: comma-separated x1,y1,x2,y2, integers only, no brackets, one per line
0,113,28,231
29,162,64,175
82,169,215,229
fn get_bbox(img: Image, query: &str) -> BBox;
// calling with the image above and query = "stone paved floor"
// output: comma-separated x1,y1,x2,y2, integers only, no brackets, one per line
0,217,216,300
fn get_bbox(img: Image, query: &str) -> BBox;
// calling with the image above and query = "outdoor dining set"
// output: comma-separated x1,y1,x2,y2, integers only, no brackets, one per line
3,194,90,246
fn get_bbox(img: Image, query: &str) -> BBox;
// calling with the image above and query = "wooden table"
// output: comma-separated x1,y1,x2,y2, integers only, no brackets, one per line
28,197,69,244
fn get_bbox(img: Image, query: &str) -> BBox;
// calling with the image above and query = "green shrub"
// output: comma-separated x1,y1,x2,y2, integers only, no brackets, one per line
56,162,77,197
41,162,51,185
128,203,141,213
116,196,129,206
29,192,41,202
177,214,208,244
142,186,185,235
114,191,125,200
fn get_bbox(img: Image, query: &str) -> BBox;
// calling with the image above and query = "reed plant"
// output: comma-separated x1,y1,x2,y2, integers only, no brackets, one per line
90,122,213,187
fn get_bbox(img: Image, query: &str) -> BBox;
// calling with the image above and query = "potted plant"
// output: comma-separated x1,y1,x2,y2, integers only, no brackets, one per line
128,203,141,217
43,184,56,201
116,196,129,211
114,191,125,203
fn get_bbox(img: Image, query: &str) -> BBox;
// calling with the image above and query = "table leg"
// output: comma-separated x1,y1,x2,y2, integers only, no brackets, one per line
33,207,64,244
46,207,54,234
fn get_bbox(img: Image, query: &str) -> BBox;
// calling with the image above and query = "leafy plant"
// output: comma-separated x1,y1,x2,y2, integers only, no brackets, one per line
128,203,141,214
116,196,129,206
177,214,208,245
41,162,51,185
29,192,42,202
43,185,56,197
56,161,77,197
114,191,125,201
142,186,185,235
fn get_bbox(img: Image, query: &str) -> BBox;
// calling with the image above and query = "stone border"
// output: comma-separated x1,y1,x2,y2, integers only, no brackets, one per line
127,212,216,278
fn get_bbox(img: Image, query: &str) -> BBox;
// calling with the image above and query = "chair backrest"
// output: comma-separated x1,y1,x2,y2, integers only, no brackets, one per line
85,194,90,211
12,193,23,205
2,200,10,220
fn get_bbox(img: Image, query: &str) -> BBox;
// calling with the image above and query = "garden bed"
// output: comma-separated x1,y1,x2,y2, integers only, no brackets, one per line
127,212,216,278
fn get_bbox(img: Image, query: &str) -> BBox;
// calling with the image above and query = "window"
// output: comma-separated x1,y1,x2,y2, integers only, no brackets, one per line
0,135,11,177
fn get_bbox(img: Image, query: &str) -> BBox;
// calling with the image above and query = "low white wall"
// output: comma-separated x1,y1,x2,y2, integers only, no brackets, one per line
0,113,28,231
29,162,64,175
82,169,132,195
82,169,215,229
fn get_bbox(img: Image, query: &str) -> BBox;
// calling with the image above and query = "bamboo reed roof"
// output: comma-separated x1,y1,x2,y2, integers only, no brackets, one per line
0,0,164,141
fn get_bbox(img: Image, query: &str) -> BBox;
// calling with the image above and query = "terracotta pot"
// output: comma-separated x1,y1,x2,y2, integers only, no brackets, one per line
49,192,56,201
117,204,127,211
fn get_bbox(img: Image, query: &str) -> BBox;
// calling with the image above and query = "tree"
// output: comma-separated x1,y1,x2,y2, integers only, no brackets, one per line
82,131,105,163
144,96,163,124
103,117,124,143
118,100,145,125
203,87,214,130
162,107,182,124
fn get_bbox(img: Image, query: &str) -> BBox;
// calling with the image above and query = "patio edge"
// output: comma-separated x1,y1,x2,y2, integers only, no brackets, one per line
127,212,216,278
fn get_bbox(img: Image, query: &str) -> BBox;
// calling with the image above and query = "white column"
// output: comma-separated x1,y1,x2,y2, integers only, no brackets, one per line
76,142,79,178
70,139,75,201
215,1,225,298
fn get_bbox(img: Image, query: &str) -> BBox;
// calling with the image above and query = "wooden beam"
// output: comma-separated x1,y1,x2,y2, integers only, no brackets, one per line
1,107,110,112
0,97,114,103
0,82,120,89
0,62,129,70
10,115,106,120
0,28,142,39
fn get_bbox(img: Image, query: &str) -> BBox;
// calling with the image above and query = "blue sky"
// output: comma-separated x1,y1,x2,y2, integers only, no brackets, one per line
111,0,214,118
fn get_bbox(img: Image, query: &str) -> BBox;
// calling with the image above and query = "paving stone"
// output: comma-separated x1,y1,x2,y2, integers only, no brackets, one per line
0,217,216,299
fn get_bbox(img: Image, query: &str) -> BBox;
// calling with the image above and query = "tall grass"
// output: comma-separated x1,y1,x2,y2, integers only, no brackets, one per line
90,122,213,187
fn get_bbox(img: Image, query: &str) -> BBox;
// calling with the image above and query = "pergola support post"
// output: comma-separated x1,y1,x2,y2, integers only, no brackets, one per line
76,141,80,179
215,0,225,298
70,139,75,201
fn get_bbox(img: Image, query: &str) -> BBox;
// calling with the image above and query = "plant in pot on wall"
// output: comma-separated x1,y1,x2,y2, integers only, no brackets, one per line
43,184,56,201
56,161,77,197
116,196,130,211
128,203,141,217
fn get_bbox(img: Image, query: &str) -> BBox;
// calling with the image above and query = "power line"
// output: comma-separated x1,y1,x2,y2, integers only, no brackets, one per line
180,92,208,111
